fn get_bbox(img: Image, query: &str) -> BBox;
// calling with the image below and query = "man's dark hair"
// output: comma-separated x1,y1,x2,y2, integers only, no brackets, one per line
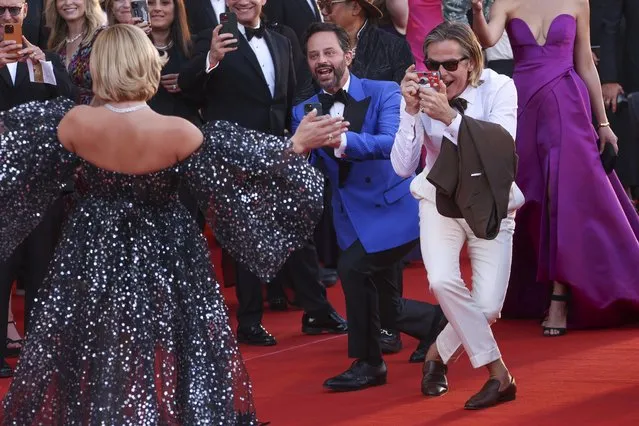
302,22,352,55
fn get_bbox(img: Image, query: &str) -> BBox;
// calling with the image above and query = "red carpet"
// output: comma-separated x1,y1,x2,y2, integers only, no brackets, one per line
2,244,639,425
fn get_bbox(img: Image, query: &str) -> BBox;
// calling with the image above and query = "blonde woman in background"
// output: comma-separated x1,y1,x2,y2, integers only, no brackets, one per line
47,0,105,104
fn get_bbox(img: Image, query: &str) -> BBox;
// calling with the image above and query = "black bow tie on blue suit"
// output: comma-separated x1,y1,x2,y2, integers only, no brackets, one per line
245,25,266,41
318,89,350,113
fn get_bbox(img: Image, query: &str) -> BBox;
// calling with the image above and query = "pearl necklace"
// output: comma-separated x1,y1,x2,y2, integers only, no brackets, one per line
65,32,84,44
154,40,174,52
104,103,149,113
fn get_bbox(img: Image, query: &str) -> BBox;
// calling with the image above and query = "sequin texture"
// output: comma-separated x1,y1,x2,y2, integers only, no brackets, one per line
0,98,324,425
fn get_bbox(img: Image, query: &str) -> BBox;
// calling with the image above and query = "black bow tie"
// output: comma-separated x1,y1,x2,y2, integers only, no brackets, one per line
449,97,468,114
245,25,265,41
318,89,350,114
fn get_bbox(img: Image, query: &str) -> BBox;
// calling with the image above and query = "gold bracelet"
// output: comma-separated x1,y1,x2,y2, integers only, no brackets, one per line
598,122,610,128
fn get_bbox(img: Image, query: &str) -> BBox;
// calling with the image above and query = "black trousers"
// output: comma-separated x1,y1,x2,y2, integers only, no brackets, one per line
338,239,439,361
0,196,66,359
235,241,331,328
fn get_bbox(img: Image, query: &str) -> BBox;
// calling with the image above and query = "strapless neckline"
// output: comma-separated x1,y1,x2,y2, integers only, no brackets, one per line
509,13,576,48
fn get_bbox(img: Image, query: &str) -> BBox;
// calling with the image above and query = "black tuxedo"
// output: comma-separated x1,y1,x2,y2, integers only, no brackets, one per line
183,0,222,36
599,0,639,188
179,27,295,135
179,24,332,330
0,53,75,111
263,0,321,43
0,53,74,361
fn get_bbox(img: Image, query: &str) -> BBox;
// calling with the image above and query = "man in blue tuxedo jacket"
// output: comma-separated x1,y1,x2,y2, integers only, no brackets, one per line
292,23,444,392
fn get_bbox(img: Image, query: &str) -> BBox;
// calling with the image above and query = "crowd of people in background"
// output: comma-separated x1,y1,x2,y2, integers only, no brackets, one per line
0,0,638,421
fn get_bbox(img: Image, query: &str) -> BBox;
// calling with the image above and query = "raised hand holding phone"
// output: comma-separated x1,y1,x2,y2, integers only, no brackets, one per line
0,40,20,67
208,24,238,69
418,78,457,126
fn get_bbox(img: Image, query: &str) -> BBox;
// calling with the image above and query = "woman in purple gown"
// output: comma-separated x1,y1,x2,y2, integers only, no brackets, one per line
471,0,639,335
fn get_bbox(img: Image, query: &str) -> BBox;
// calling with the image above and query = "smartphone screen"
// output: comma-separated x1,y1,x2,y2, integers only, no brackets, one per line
3,23,22,45
131,0,150,23
304,102,323,116
220,12,239,49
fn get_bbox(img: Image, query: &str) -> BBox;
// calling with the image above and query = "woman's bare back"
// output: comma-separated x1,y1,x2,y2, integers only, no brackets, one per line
58,105,204,175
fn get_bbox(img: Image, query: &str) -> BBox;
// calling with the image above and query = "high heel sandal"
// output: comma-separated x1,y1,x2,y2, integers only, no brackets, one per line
542,294,569,337
5,320,23,358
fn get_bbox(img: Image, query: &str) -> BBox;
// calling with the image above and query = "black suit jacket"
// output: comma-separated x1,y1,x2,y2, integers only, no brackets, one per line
599,0,639,93
184,0,222,35
178,27,296,136
0,53,75,111
263,0,320,43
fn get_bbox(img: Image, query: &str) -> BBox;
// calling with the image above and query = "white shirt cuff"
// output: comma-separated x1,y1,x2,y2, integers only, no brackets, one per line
399,107,417,131
334,133,348,158
205,51,218,73
442,113,462,145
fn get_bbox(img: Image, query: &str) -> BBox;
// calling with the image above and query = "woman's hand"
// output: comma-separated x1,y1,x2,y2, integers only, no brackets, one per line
160,74,180,94
418,81,457,126
132,17,152,35
400,65,421,115
598,125,618,154
290,110,350,154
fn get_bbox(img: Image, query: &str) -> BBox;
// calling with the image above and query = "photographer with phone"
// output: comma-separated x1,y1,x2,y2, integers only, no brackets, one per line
392,21,523,409
292,23,444,392
0,0,75,379
179,0,348,347
104,0,151,34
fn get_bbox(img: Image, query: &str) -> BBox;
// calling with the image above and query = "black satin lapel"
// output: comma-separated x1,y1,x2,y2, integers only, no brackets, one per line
15,62,28,86
238,36,270,97
0,66,12,86
263,31,283,99
344,96,371,133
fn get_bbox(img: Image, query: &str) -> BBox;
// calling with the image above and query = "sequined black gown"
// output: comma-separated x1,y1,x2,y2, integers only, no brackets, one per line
0,98,323,425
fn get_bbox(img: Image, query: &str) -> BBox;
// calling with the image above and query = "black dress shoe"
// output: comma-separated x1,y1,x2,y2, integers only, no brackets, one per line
302,310,347,335
464,377,517,410
268,297,288,311
380,329,402,354
320,268,338,288
409,340,428,363
237,324,277,346
0,358,13,378
323,359,387,392
421,360,448,396
410,307,447,363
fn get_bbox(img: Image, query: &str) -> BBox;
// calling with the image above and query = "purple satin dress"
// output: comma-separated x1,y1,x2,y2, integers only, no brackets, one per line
502,14,639,328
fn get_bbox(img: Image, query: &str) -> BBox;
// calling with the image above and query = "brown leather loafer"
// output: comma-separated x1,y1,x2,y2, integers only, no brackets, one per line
421,360,448,396
464,377,517,410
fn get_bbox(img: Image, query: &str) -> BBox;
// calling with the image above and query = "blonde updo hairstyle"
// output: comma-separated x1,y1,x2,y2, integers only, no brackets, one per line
90,24,168,103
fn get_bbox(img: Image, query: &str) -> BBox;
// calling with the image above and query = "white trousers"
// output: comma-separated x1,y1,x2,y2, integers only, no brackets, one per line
419,199,515,368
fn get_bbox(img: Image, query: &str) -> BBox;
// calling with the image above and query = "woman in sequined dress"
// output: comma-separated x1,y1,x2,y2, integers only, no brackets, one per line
46,0,106,104
0,24,346,425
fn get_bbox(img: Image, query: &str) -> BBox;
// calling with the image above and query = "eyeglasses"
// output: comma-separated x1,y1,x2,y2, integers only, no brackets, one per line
317,0,348,13
423,57,468,72
0,5,24,16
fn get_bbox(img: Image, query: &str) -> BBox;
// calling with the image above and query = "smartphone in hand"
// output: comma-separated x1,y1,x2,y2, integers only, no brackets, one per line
220,12,239,49
3,23,22,45
131,0,150,23
304,102,323,116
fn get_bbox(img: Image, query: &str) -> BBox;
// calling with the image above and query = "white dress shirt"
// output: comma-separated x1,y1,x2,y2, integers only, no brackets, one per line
6,62,17,84
323,75,350,158
485,31,513,62
205,20,276,98
391,68,524,209
210,0,225,21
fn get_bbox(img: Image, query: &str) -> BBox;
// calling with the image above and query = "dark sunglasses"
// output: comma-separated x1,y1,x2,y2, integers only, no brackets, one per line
423,57,468,72
0,6,23,16
317,0,347,13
